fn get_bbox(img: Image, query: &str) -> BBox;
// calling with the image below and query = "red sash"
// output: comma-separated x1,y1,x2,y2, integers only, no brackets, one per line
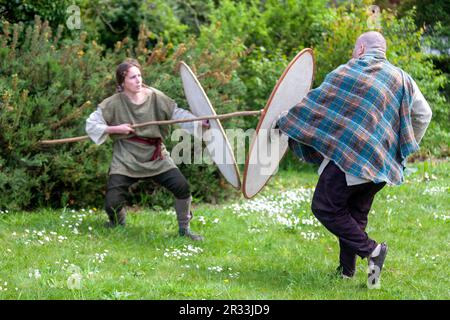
127,136,164,161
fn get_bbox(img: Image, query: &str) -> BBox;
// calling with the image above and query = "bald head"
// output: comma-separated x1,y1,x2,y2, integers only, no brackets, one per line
352,31,387,58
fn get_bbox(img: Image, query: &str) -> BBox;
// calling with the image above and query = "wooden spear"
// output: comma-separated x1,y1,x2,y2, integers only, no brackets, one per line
38,110,263,146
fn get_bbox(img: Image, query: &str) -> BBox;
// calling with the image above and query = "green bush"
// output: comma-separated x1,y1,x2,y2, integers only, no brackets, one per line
197,0,329,130
0,0,72,28
0,17,112,210
76,0,189,49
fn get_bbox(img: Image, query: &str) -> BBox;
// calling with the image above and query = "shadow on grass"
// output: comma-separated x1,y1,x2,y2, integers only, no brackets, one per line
235,266,369,297
87,216,197,247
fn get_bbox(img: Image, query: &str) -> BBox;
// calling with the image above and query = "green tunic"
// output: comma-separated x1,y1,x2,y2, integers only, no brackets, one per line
99,87,177,177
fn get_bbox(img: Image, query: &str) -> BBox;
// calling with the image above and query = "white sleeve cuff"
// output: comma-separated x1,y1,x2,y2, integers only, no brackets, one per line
411,80,432,143
85,107,108,145
171,106,203,139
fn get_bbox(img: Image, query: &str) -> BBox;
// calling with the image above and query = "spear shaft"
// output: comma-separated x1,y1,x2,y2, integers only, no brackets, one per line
39,110,262,145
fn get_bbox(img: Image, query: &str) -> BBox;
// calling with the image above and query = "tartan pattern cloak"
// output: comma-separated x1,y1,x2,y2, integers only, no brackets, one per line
278,52,419,185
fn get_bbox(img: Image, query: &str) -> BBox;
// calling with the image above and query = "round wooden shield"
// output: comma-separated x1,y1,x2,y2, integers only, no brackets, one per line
242,48,315,198
179,61,241,190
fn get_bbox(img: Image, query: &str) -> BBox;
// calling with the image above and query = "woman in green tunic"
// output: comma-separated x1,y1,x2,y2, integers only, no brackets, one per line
86,59,208,241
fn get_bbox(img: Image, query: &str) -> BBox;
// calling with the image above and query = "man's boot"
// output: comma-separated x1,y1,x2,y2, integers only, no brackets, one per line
105,207,126,228
175,197,203,241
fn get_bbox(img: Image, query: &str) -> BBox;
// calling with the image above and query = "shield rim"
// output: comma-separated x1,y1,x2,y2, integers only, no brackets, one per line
242,48,315,199
179,61,242,190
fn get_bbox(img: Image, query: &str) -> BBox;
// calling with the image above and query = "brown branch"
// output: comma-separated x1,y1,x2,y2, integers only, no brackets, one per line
96,8,127,34
39,110,262,146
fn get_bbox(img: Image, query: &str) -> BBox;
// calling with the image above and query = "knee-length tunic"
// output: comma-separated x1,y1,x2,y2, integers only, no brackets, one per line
86,87,199,178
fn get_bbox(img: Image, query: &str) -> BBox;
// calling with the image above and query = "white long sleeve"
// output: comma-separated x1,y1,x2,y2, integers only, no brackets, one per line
410,80,432,144
171,106,204,139
85,107,108,145
85,105,203,145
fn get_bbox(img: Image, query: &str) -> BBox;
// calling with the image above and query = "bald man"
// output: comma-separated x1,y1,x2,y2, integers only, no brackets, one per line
277,31,431,287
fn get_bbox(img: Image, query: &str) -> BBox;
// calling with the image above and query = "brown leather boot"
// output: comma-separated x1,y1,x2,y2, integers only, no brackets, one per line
179,227,204,241
175,197,203,241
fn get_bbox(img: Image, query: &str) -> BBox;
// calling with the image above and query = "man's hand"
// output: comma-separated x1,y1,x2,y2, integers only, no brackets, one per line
201,120,211,129
106,124,135,135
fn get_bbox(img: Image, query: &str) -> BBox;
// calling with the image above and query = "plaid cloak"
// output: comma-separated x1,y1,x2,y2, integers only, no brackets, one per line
278,52,419,185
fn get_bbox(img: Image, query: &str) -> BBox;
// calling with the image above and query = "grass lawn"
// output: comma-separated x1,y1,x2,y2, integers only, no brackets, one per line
0,160,448,300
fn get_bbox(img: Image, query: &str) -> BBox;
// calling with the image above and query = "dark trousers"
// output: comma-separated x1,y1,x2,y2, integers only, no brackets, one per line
105,168,191,220
311,162,386,276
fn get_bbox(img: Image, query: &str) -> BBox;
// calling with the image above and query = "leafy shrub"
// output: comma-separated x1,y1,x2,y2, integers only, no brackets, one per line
0,0,72,28
197,0,329,130
76,0,189,49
